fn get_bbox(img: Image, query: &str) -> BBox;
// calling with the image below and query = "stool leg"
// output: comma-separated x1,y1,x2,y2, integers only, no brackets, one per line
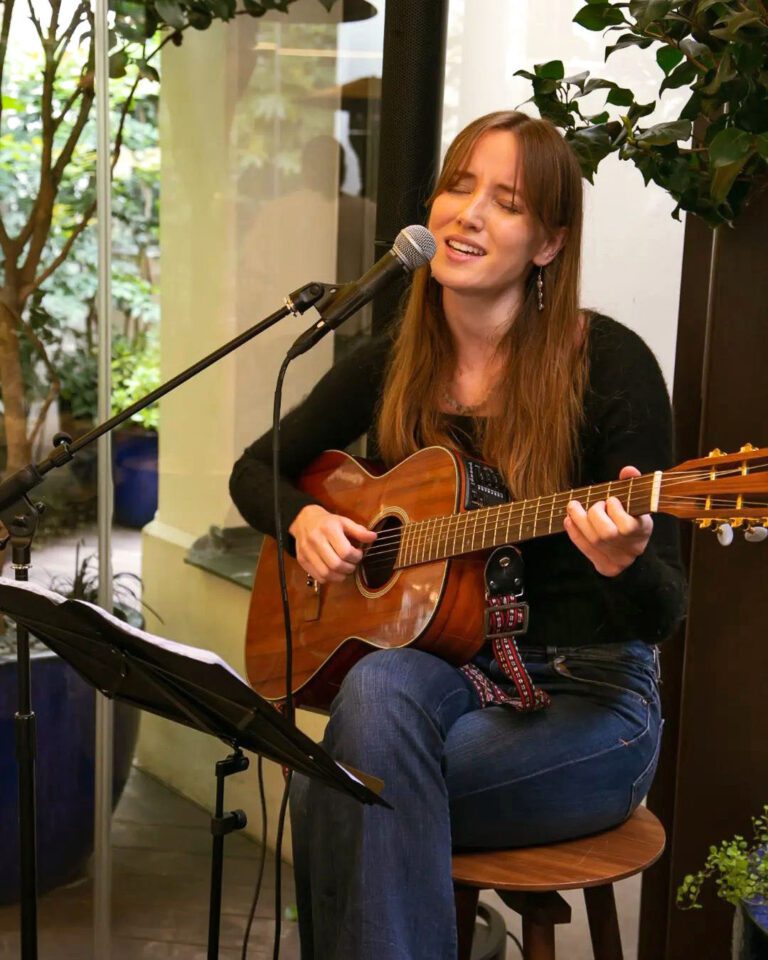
522,914,556,960
454,885,479,960
584,884,623,960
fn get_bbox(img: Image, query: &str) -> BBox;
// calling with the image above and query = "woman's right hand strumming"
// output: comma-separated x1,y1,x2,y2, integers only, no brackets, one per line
289,504,377,584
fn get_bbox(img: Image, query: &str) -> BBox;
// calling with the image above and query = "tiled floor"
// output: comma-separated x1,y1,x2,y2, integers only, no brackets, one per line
0,768,300,959
0,761,643,959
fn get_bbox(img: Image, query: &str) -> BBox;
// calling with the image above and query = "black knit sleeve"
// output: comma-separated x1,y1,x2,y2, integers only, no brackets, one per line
229,336,391,542
581,316,687,643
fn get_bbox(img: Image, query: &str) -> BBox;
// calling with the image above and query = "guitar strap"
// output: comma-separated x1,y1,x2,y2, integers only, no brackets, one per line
460,545,551,713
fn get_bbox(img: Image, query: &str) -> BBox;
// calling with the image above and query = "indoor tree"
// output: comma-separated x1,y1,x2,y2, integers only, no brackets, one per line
0,0,337,478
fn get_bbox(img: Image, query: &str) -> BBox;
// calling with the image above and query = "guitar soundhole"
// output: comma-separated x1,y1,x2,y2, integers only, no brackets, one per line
359,515,402,590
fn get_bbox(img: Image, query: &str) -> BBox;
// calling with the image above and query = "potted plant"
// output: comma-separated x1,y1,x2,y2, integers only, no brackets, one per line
0,545,159,904
677,807,768,958
515,1,768,226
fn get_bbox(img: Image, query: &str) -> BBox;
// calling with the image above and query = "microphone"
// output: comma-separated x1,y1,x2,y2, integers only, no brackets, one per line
287,224,436,360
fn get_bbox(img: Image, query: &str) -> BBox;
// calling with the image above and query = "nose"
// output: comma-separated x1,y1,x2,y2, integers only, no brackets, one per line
456,192,484,230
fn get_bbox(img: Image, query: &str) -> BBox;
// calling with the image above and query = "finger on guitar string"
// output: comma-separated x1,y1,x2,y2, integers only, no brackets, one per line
289,504,376,583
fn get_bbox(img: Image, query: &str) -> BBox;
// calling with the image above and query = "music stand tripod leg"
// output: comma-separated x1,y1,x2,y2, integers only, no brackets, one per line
5,505,43,960
208,748,249,960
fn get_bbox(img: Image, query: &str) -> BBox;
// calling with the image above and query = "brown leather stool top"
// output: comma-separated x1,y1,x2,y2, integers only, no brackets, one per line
452,806,666,960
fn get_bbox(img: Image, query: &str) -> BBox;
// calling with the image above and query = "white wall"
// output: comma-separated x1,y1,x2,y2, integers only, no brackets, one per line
444,0,687,388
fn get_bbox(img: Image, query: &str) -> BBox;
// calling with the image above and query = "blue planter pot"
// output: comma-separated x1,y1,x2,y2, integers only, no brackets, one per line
0,648,140,904
734,899,768,960
113,431,158,529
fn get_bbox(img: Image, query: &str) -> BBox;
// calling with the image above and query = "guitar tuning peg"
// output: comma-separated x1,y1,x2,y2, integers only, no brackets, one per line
708,447,726,458
716,523,734,546
739,443,757,453
744,526,768,543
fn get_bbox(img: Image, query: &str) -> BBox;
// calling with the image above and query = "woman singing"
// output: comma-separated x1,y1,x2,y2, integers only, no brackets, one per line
230,110,686,960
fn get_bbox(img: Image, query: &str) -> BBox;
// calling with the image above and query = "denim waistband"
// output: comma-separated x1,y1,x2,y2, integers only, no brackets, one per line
515,639,659,667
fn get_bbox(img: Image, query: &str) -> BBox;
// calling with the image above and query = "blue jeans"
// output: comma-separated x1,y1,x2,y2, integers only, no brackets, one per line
290,640,662,960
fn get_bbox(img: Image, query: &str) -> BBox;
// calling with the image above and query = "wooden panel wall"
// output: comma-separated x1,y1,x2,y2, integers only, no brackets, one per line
639,195,768,958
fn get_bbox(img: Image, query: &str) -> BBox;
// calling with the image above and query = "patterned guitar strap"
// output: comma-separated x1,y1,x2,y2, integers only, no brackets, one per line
460,545,551,712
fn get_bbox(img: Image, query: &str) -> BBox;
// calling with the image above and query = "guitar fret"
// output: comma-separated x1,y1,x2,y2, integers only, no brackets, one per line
417,518,426,564
532,495,541,538
518,500,525,541
548,493,556,533
400,523,410,567
482,506,490,550
627,477,634,514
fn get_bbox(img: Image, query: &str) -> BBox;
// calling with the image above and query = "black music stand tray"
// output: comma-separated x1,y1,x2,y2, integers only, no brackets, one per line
0,578,387,958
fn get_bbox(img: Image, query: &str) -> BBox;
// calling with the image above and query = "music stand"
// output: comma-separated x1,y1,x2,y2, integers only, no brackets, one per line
0,578,387,958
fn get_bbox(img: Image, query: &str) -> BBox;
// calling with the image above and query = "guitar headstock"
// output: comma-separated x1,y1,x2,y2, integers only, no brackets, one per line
661,443,768,542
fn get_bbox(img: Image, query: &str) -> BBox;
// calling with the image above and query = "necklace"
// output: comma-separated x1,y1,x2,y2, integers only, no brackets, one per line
442,389,486,416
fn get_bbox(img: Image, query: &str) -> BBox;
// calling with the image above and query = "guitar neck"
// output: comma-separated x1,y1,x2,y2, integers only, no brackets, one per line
396,471,661,568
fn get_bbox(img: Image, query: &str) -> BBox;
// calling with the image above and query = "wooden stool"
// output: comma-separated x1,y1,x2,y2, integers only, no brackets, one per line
452,806,665,960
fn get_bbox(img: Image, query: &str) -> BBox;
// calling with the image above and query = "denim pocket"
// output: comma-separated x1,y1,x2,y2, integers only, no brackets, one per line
630,718,665,810
552,655,652,705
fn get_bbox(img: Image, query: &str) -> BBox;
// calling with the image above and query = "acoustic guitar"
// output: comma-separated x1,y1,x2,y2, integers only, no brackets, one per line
245,443,768,710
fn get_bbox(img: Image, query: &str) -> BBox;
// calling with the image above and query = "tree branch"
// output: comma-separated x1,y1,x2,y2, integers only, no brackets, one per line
20,196,95,300
53,0,88,66
24,0,45,44
0,0,16,133
18,313,61,450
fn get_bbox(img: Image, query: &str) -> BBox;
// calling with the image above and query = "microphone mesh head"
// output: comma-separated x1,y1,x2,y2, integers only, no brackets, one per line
394,225,437,270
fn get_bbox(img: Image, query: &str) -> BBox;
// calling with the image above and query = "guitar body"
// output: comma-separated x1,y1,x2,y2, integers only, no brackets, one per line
245,447,487,710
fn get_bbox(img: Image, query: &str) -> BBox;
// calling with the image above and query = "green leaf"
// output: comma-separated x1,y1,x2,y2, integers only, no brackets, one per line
710,153,752,205
656,46,684,76
636,119,692,145
708,127,753,167
605,34,653,59
573,4,625,30
629,0,673,31
155,0,186,29
660,60,697,93
535,60,565,80
243,0,267,13
563,71,590,91
108,49,129,78
567,124,615,181
137,60,160,82
710,17,764,42
1,95,23,112
606,85,634,106
317,0,336,10
626,99,656,122
755,133,768,160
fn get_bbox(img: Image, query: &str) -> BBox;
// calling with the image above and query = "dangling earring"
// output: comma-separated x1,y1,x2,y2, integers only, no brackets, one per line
536,266,544,312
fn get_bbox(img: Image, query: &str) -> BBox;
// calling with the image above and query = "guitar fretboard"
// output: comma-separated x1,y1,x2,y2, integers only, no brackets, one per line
395,473,660,568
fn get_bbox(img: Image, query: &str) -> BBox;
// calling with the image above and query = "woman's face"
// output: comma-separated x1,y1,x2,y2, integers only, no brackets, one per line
427,130,561,309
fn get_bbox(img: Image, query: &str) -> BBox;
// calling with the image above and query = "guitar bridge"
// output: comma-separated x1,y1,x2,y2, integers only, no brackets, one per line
304,576,321,622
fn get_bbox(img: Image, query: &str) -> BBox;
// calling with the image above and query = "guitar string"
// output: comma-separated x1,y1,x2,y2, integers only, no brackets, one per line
357,485,768,567
353,465,768,557
355,504,768,571
358,488,768,562
357,498,768,571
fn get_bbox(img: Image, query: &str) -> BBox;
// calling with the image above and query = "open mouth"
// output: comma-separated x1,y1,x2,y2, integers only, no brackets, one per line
446,239,486,256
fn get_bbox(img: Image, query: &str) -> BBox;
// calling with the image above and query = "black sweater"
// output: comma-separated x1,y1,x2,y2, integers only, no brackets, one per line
230,315,687,648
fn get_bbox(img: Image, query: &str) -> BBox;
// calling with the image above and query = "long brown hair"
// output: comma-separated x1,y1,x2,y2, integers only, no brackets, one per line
376,111,589,499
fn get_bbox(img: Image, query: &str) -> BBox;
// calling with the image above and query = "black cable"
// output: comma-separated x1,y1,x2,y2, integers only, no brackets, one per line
240,755,268,960
272,352,295,723
269,350,297,960
271,771,293,960
507,927,524,956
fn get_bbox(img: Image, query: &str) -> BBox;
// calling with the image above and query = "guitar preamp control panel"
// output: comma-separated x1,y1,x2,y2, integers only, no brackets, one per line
463,458,510,511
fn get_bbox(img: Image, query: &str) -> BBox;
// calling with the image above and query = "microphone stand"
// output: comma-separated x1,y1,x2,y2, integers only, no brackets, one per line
0,280,331,960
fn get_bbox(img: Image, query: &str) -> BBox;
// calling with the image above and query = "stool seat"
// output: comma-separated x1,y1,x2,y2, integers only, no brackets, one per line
451,807,666,960
452,805,665,891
